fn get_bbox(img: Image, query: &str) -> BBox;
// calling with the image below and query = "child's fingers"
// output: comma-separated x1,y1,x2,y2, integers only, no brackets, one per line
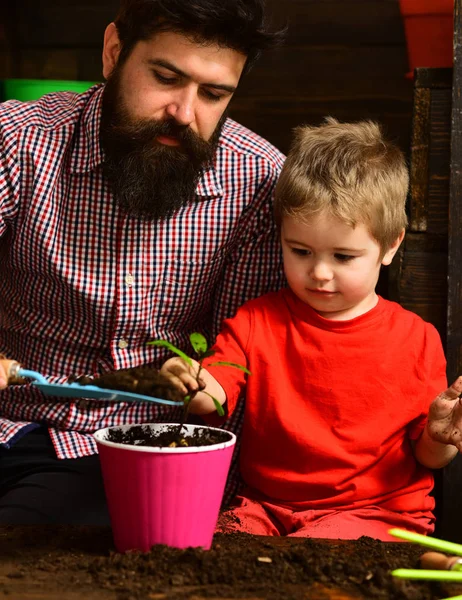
421,552,462,571
161,358,200,393
439,376,462,402
430,377,462,417
161,371,189,396
164,358,199,380
178,371,201,391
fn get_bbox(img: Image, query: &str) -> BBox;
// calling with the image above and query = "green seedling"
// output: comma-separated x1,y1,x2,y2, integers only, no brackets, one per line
148,332,250,429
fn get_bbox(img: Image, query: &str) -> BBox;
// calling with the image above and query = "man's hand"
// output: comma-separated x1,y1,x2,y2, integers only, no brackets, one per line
0,359,19,389
426,376,462,451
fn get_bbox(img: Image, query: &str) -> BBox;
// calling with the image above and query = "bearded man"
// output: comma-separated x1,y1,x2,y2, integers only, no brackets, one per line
0,0,286,524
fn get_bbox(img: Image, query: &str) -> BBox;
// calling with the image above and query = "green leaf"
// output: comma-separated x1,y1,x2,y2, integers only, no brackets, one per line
205,393,225,417
208,361,252,376
147,340,193,367
204,391,225,416
184,394,191,406
190,332,208,355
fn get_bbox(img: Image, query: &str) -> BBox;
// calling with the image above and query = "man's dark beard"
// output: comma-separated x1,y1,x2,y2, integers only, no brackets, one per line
100,69,225,220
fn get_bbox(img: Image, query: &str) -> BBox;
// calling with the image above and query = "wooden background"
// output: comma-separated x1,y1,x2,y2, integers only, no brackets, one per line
2,0,462,542
0,0,414,157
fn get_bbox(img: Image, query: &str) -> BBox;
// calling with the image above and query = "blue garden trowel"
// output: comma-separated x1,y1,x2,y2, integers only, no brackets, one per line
8,364,183,406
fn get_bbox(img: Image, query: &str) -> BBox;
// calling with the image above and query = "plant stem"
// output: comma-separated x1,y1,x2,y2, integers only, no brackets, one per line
175,358,204,441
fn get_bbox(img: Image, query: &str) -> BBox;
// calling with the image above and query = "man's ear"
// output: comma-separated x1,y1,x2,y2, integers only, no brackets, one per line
381,229,405,266
102,23,121,80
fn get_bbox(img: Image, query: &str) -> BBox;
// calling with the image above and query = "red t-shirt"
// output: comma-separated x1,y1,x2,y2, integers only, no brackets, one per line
204,288,447,516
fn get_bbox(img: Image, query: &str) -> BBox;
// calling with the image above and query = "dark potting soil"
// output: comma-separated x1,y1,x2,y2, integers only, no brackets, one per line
104,423,231,448
1,526,461,600
69,366,183,404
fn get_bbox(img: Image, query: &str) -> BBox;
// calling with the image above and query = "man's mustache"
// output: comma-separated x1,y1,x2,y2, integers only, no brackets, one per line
110,117,205,149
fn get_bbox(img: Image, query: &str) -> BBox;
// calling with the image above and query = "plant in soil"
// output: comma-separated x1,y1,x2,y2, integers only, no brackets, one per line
144,332,249,447
151,333,249,419
87,333,249,449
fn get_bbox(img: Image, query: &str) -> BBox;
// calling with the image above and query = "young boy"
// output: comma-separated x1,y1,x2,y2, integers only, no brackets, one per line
161,118,462,541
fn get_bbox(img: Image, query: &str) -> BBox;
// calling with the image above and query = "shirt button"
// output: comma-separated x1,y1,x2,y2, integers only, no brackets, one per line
118,339,128,349
125,274,134,287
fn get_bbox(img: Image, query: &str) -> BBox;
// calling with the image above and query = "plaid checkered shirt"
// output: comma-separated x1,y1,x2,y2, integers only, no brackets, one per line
0,84,285,501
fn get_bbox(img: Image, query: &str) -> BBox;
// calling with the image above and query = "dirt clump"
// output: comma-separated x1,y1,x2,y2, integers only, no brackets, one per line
68,366,183,403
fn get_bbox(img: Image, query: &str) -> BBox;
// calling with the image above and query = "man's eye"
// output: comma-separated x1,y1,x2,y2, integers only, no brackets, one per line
154,72,177,85
201,88,224,102
335,253,355,262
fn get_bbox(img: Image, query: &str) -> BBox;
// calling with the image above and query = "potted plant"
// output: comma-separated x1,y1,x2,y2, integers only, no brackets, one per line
399,0,453,77
93,333,249,553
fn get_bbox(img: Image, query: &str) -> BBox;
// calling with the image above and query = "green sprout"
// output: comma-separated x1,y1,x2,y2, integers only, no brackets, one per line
148,332,250,427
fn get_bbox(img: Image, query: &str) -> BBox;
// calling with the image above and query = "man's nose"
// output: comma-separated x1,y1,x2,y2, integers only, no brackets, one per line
165,87,196,126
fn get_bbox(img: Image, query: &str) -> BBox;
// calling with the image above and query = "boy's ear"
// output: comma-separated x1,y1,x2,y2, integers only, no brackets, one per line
381,229,405,266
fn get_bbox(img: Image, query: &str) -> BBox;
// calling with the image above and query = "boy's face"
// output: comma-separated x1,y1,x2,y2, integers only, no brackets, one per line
281,213,402,320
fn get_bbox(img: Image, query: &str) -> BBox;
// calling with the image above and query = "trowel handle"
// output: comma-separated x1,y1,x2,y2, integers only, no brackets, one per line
8,362,22,380
8,363,49,384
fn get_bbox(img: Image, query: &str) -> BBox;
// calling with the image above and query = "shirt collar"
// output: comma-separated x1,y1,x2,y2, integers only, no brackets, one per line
69,84,223,198
69,84,105,175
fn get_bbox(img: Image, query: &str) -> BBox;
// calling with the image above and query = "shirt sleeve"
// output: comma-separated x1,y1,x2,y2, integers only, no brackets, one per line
202,302,253,419
0,116,21,236
408,323,448,440
210,155,286,340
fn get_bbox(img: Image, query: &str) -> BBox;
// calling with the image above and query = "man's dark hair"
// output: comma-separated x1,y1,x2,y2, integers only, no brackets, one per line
114,0,285,72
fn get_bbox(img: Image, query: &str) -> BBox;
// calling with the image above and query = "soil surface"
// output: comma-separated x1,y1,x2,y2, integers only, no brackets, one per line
105,424,231,448
0,525,461,600
69,367,183,404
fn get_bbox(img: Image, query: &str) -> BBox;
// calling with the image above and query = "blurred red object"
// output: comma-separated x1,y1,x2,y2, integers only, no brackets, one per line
399,0,453,77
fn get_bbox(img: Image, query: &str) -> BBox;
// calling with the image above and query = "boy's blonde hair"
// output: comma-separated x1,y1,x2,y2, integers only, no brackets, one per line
274,118,409,253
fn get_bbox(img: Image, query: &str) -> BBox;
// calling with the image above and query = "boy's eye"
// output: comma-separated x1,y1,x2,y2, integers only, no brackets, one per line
335,253,355,262
291,248,309,256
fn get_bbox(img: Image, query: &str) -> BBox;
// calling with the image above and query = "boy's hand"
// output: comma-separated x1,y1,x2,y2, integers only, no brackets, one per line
160,357,203,397
426,376,462,451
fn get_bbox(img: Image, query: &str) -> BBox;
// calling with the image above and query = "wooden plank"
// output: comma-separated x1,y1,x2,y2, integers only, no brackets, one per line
13,0,406,48
11,48,101,82
415,67,453,89
407,70,451,233
0,1,19,78
390,232,447,340
237,46,412,99
440,0,462,545
409,87,431,231
14,0,114,47
447,0,462,382
426,89,451,235
230,102,412,156
269,0,406,47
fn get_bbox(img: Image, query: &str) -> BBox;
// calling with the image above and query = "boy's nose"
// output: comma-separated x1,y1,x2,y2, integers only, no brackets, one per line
310,262,333,282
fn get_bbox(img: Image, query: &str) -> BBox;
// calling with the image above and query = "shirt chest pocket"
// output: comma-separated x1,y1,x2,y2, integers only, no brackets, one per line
152,255,226,329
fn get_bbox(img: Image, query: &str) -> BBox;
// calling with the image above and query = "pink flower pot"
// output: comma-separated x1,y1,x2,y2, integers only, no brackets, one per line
94,423,236,552
399,0,453,76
